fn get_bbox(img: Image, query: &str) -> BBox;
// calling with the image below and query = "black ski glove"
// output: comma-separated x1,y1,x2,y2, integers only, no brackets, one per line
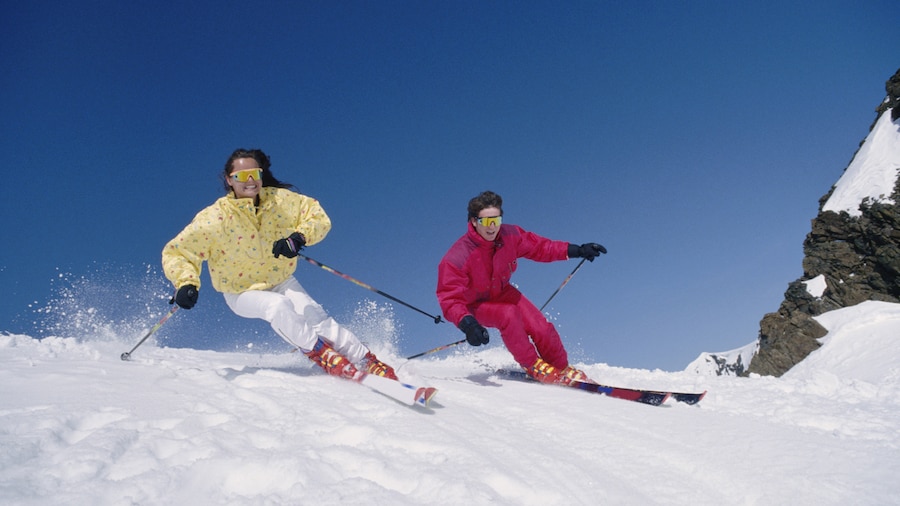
172,284,198,309
273,232,306,258
458,315,490,346
567,242,607,262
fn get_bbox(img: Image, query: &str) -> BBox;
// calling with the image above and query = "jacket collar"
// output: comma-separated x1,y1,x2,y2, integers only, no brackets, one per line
226,186,276,208
466,223,502,249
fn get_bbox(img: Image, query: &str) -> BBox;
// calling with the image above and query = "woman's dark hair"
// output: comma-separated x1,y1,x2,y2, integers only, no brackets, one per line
221,148,295,193
467,190,503,219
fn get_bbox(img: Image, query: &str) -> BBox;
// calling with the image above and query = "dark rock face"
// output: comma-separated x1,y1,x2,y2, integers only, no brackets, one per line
875,68,900,122
747,69,900,377
702,351,751,377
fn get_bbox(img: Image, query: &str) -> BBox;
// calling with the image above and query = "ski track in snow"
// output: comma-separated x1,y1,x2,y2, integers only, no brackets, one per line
2,319,898,506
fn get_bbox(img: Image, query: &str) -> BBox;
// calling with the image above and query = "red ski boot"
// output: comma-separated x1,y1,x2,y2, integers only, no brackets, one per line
528,359,589,387
527,358,563,384
305,339,359,380
363,352,398,380
559,365,590,385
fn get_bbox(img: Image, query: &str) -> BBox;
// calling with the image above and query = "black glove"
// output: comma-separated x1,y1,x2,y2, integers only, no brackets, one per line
272,232,306,258
567,242,607,262
172,285,198,309
458,315,490,346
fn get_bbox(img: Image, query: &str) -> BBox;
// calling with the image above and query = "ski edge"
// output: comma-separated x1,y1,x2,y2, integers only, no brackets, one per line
358,373,438,407
496,369,705,406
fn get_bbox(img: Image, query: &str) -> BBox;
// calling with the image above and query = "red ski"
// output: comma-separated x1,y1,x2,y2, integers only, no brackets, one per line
497,370,705,406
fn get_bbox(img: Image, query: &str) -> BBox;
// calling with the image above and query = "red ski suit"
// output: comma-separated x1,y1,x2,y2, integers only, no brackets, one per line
437,223,572,369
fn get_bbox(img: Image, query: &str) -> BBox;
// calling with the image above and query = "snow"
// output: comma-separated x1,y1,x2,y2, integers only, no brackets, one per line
822,110,900,216
803,274,828,298
803,301,900,385
2,300,899,505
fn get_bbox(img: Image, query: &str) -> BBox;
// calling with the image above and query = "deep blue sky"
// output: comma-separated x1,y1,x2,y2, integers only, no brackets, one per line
2,1,897,371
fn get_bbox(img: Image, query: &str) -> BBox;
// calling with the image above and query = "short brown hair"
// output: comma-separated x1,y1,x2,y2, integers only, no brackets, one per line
467,191,503,219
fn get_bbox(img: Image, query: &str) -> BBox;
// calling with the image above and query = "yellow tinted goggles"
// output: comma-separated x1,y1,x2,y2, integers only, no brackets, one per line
476,215,502,227
230,168,262,182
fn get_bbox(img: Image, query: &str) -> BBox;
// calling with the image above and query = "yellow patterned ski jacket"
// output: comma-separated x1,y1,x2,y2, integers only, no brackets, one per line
162,187,331,293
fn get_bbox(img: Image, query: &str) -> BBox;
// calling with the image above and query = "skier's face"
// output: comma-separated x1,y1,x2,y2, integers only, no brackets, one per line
227,157,262,200
472,207,502,241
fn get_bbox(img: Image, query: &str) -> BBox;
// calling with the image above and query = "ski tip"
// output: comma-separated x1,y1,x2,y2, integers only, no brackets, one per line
415,387,439,406
670,390,707,405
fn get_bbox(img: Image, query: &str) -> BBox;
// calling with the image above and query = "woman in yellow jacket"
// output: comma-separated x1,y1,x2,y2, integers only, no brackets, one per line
162,148,396,381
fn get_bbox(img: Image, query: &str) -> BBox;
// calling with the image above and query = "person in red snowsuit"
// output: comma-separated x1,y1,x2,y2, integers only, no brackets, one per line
436,191,606,385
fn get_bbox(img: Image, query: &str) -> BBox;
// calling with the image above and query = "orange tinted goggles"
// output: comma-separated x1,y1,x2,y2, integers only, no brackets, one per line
476,216,502,227
230,168,262,182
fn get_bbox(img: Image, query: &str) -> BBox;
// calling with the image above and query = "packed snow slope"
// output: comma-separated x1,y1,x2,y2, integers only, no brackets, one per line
2,301,899,505
822,107,900,216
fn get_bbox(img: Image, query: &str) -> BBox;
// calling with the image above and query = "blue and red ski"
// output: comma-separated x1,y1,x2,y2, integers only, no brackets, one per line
357,373,438,407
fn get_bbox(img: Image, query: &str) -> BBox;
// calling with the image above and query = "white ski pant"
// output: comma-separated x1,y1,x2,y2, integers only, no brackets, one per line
223,277,368,364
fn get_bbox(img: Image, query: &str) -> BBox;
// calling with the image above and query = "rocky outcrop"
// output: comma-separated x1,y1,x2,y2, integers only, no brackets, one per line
875,68,900,122
686,341,757,376
746,69,900,377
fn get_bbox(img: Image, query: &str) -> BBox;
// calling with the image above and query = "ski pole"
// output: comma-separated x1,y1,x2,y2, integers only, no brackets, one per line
405,338,467,360
297,253,443,324
539,258,586,312
406,258,590,360
120,305,178,361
